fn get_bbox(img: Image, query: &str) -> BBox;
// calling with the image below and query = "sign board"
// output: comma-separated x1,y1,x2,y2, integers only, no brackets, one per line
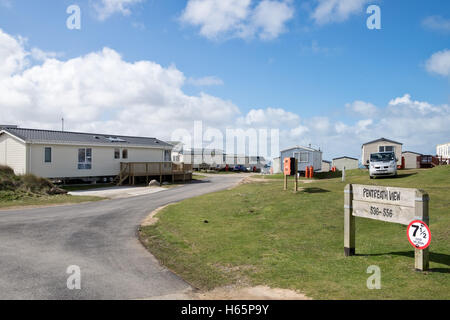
283,157,296,176
344,184,430,271
351,185,420,225
407,220,431,250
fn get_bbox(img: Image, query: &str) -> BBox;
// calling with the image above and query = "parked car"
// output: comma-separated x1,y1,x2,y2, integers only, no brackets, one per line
233,165,248,172
369,152,397,178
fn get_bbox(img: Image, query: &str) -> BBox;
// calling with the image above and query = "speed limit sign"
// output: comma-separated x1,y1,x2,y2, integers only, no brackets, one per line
407,220,431,250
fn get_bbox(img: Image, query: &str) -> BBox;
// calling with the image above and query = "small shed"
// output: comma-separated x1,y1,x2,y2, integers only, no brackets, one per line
321,160,332,172
280,145,322,172
361,138,403,167
272,157,281,174
402,151,422,169
332,156,359,171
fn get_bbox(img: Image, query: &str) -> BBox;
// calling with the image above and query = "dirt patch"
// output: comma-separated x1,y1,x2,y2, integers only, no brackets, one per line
141,204,172,227
191,285,311,300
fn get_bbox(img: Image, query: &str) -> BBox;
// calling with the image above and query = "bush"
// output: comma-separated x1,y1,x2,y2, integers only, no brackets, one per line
0,167,67,199
21,174,54,193
0,165,15,177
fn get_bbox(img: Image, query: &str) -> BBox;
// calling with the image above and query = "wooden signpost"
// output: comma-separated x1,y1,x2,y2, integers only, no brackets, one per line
344,184,430,271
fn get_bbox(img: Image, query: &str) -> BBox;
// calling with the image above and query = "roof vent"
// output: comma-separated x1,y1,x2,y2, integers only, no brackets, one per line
107,137,126,143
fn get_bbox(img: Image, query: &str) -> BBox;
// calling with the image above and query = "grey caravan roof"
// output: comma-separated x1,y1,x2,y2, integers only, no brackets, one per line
362,137,403,146
2,127,172,148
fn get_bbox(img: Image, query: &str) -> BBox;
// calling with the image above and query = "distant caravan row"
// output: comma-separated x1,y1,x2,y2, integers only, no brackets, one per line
271,138,449,176
168,142,268,172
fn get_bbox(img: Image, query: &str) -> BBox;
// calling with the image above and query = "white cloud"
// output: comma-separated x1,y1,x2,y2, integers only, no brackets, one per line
0,29,238,138
311,0,370,25
238,107,300,127
0,30,28,77
30,48,64,62
422,16,450,33
187,76,224,86
93,0,144,21
346,100,378,116
425,49,450,77
179,0,294,40
249,0,294,40
0,29,448,160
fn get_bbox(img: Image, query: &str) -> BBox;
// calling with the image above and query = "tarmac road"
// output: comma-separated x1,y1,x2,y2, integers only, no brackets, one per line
0,174,246,300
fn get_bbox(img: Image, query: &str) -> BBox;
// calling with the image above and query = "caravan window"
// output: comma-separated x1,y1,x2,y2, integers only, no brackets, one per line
164,150,171,162
299,152,309,163
379,146,394,152
78,148,92,170
44,147,52,163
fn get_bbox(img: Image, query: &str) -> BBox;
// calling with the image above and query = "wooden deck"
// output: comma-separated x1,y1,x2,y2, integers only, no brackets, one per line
117,162,193,185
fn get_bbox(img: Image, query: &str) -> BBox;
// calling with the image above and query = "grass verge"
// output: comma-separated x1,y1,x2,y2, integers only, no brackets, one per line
0,165,105,209
140,166,450,299
0,194,104,209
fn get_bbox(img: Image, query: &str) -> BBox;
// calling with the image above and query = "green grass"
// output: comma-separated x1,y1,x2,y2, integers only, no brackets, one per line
255,171,343,180
192,174,207,180
0,165,105,209
140,166,450,299
0,194,104,209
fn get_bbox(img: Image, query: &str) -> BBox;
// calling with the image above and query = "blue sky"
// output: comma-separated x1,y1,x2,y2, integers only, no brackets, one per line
0,0,449,159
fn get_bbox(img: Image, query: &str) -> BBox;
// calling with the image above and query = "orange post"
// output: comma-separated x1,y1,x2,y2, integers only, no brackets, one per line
305,166,309,178
310,166,314,178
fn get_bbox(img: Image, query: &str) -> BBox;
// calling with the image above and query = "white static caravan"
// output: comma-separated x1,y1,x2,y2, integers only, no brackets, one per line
0,127,173,179
321,160,332,172
402,151,422,169
361,137,403,168
272,157,281,174
332,156,359,171
279,145,322,172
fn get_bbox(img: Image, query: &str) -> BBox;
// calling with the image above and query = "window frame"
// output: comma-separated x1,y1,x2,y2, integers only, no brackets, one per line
298,152,309,163
44,147,52,163
114,148,120,159
78,148,92,170
122,149,128,159
164,150,171,162
379,145,395,152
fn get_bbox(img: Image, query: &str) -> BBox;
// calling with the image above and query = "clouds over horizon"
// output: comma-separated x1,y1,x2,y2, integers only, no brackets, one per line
0,28,448,160
426,49,450,77
310,0,371,25
422,15,450,33
93,0,145,21
180,0,294,40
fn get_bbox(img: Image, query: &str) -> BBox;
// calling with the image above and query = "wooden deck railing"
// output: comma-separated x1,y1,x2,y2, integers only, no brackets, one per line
117,162,193,185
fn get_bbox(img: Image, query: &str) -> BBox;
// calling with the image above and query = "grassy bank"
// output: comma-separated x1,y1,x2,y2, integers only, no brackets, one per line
0,166,104,209
140,166,450,299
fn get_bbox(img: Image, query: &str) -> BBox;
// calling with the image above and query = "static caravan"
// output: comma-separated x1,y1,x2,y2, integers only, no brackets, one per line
0,127,173,180
321,160,332,172
280,146,322,172
436,143,450,164
225,154,237,166
332,157,359,171
236,155,248,166
272,157,281,173
402,151,422,169
362,138,403,168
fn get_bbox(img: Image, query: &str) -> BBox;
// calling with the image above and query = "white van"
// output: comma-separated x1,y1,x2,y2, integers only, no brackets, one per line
369,152,397,179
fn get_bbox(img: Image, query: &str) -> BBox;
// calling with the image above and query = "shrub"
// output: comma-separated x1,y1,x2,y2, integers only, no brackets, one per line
0,168,66,199
0,165,15,177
